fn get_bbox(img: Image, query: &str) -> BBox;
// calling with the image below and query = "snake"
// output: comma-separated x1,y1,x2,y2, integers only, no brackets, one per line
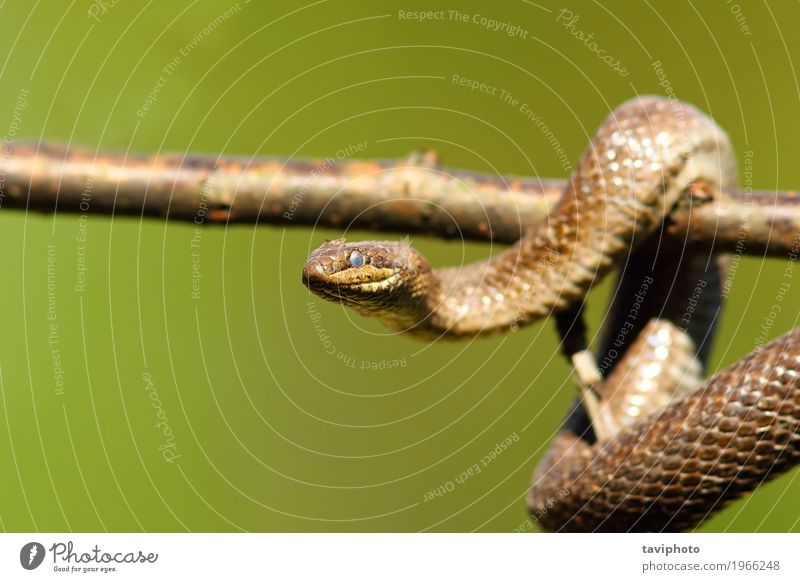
302,96,800,532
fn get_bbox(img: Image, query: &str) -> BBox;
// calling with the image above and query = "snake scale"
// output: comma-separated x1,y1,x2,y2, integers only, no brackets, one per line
303,96,800,531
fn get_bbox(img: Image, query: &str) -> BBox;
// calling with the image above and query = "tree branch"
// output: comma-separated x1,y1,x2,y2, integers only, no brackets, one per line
1,142,798,255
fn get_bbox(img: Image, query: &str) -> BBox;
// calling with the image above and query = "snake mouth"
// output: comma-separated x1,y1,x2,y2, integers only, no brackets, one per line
302,257,402,299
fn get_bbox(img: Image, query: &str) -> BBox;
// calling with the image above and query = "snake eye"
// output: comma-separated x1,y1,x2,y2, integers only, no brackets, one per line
347,250,365,267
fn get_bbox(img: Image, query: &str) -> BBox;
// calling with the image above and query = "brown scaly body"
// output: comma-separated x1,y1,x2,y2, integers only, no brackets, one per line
529,326,800,532
302,96,800,532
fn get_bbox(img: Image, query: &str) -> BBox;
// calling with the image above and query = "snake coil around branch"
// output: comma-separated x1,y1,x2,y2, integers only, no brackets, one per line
303,96,800,532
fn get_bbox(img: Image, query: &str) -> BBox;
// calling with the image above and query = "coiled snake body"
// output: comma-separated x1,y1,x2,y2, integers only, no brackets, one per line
303,97,800,531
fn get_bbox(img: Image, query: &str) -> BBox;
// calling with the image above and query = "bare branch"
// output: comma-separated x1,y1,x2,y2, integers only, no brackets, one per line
1,142,798,255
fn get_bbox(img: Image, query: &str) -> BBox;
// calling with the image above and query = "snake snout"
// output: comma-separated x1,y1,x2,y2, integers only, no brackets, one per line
301,258,328,288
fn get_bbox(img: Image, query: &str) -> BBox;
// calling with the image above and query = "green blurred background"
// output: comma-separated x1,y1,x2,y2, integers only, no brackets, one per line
0,0,799,532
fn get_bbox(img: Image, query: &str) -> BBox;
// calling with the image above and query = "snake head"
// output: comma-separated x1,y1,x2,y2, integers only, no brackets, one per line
302,238,431,317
